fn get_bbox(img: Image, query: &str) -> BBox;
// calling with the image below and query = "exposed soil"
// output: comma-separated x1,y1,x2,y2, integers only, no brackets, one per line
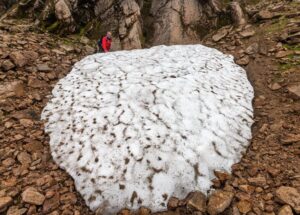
0,1,299,215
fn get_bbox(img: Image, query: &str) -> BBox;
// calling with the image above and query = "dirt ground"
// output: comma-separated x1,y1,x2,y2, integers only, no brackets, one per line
0,1,299,215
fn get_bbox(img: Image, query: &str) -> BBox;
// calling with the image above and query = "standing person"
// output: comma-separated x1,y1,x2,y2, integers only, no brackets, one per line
97,32,112,53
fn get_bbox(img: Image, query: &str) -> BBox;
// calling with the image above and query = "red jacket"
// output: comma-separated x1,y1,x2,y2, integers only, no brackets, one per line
101,36,112,52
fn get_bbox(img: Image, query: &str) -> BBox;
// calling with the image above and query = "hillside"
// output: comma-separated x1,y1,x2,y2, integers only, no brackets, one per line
0,0,299,215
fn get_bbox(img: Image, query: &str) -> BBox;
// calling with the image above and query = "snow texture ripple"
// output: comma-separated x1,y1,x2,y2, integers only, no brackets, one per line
42,45,254,213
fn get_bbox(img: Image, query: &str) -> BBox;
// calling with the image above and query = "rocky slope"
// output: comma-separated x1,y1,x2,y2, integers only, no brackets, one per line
0,0,300,215
3,0,248,50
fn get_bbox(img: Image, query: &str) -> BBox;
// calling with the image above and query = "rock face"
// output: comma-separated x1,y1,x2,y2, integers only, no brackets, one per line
149,0,226,45
6,0,245,50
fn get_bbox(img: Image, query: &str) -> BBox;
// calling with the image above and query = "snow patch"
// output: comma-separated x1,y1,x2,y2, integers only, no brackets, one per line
42,45,254,213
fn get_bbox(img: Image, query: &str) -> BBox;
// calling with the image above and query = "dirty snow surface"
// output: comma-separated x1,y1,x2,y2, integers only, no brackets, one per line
42,45,254,213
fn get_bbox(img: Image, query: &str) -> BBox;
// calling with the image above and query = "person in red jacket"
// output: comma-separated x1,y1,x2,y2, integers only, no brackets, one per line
97,32,112,53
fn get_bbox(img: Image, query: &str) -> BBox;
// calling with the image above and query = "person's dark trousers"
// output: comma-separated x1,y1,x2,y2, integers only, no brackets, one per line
97,44,104,53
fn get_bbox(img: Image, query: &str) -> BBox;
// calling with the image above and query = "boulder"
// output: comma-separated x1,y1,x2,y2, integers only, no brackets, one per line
278,205,293,215
37,64,52,72
118,0,142,50
17,152,32,165
268,83,282,90
9,51,27,67
207,190,234,215
19,119,34,127
214,171,231,182
1,59,15,71
212,28,229,42
28,77,48,88
23,141,43,153
239,29,256,38
245,43,259,55
6,206,25,215
287,85,300,98
55,0,73,22
43,193,60,213
248,176,267,186
236,200,252,214
0,81,25,99
0,196,13,210
187,191,207,212
230,2,247,26
275,186,300,213
285,32,300,45
257,10,274,20
167,197,179,210
138,207,151,215
59,192,77,204
151,0,226,46
275,50,293,58
22,187,45,205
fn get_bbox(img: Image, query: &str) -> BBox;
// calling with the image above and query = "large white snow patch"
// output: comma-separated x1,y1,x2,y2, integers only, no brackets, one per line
42,45,254,213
